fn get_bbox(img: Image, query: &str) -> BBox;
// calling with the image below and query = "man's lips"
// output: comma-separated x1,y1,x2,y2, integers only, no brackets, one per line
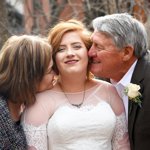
91,59,101,64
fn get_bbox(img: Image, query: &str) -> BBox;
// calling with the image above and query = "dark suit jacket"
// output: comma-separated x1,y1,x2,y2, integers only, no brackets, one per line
129,51,150,150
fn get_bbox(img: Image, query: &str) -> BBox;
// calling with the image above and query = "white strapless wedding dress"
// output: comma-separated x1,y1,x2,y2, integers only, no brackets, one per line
47,102,125,150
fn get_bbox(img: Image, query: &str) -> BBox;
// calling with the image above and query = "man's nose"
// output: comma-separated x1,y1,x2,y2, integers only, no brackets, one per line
88,45,95,57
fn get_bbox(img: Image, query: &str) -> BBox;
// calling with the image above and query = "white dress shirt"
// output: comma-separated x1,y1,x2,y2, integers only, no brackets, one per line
111,60,137,122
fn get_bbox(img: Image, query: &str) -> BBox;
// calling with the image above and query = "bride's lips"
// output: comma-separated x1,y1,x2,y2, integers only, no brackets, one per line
64,60,79,64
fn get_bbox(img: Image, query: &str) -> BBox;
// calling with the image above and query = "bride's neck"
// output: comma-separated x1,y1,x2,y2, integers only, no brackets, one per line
58,76,87,92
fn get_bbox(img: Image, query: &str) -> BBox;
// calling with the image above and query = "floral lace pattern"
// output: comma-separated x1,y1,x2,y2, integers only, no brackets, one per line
22,123,48,150
112,113,129,150
47,103,130,150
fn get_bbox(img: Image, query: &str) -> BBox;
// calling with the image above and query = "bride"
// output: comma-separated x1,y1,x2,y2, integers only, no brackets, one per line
22,19,130,150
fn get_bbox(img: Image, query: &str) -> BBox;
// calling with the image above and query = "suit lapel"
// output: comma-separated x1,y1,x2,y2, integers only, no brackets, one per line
128,54,148,144
128,83,143,142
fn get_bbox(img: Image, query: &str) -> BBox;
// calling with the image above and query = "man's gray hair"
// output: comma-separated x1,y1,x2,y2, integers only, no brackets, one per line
92,13,148,58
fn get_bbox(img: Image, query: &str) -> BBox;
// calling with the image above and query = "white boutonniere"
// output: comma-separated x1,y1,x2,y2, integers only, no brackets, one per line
124,83,142,107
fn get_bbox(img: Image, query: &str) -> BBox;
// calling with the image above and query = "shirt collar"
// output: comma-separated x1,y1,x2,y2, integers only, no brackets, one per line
111,60,137,87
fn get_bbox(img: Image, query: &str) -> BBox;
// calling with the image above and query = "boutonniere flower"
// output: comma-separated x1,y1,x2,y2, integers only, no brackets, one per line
124,83,142,107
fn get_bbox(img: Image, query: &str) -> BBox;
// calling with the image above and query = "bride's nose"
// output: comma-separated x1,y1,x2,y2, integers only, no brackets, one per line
66,48,75,57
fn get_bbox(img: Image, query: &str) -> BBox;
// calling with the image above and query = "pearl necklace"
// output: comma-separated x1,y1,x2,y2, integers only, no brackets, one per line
59,82,86,108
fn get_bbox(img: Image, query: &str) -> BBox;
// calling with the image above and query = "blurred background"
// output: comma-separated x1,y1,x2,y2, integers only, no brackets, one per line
0,0,150,49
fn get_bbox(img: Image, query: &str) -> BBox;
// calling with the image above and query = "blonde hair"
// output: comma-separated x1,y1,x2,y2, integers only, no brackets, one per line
48,19,92,77
0,35,52,106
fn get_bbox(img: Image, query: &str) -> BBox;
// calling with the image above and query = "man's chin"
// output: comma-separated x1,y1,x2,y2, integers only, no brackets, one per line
90,68,100,77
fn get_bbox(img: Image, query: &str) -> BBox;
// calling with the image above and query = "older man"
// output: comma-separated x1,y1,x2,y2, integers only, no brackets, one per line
88,13,150,150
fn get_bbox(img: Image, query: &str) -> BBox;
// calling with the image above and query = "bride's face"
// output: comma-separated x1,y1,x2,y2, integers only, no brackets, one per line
55,31,89,76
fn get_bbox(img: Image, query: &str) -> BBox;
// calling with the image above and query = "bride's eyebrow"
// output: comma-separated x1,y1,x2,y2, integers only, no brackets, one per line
70,42,83,47
60,42,81,46
72,42,81,45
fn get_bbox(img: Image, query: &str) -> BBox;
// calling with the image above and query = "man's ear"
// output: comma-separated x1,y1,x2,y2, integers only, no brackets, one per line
122,45,134,61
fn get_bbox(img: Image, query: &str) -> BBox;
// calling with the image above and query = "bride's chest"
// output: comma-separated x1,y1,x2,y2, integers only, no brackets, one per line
47,102,116,139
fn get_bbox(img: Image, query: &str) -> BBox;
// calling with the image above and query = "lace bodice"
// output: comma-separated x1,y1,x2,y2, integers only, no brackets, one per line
22,80,130,150
48,102,127,150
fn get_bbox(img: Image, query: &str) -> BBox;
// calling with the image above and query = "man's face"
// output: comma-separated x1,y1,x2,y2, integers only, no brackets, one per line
88,31,125,81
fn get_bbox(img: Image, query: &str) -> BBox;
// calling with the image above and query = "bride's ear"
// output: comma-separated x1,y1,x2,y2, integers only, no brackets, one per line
122,45,134,61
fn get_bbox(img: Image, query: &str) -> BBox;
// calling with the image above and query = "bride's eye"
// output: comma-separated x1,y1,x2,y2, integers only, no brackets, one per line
73,45,82,50
57,47,66,52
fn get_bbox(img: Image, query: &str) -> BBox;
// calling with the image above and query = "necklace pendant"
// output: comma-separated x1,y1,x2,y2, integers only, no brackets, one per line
58,82,86,109
72,102,83,108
